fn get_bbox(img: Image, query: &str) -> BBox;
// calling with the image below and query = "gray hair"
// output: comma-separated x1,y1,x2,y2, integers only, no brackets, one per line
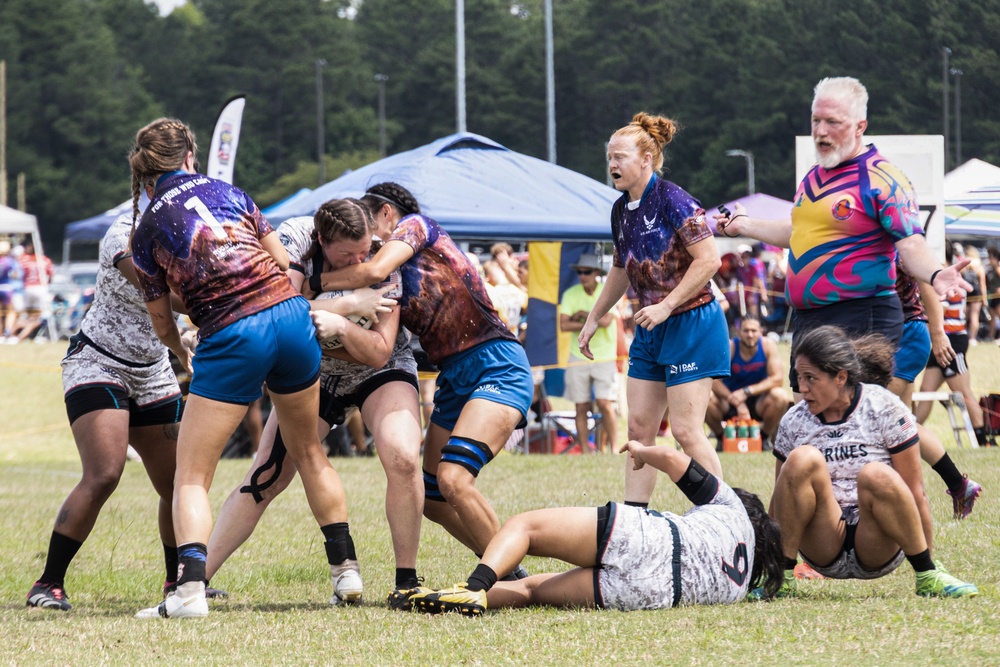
813,77,868,121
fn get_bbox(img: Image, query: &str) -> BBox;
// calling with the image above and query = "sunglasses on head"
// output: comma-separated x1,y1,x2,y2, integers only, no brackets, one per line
576,269,595,275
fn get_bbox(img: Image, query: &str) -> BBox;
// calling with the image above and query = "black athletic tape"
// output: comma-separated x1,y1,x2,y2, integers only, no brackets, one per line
239,429,288,503
674,459,719,506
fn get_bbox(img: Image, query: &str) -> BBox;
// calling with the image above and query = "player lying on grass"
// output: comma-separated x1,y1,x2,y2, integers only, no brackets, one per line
401,441,784,615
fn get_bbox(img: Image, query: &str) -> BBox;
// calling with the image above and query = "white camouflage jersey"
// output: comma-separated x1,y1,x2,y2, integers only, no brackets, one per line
276,216,409,378
774,383,919,508
598,481,755,609
79,213,169,365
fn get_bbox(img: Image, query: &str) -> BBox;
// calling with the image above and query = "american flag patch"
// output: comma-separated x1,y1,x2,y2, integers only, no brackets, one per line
897,415,913,431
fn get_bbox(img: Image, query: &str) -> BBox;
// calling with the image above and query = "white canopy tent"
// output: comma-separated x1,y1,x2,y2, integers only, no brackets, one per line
0,205,57,340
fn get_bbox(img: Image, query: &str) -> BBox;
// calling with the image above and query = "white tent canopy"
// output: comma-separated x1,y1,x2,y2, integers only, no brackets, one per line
0,205,57,339
944,159,1000,239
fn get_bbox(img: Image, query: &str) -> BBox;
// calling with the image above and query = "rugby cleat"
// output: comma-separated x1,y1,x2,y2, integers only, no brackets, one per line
26,581,72,611
136,581,208,618
946,476,982,520
387,578,433,611
330,561,364,606
915,568,979,598
164,580,229,599
410,583,487,617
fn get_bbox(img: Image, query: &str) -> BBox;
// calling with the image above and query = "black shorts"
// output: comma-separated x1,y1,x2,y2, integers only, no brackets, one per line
318,369,418,426
724,394,765,422
789,295,903,391
64,384,183,427
925,332,969,378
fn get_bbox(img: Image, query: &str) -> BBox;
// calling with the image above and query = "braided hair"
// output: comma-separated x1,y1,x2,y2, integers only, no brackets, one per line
359,182,421,219
128,118,198,224
306,198,376,262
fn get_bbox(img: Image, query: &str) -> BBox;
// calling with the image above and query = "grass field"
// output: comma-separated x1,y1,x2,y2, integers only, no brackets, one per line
1,342,998,666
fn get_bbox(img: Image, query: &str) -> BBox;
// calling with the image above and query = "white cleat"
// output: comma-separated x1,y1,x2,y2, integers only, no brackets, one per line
330,562,363,606
136,581,208,619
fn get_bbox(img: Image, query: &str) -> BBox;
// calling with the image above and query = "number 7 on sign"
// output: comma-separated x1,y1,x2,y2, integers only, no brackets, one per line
185,196,229,240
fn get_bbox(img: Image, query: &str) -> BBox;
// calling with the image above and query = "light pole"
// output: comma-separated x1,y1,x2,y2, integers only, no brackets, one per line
942,47,951,169
455,0,466,132
315,59,327,186
726,149,755,195
375,73,388,157
544,0,556,163
951,68,963,167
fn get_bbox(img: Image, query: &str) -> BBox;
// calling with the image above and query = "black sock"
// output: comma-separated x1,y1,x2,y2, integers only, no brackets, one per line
624,500,648,509
395,567,418,588
907,549,935,573
931,454,966,494
164,544,179,584
466,564,498,592
177,543,208,585
783,556,798,571
974,427,989,446
321,522,356,564
39,531,83,587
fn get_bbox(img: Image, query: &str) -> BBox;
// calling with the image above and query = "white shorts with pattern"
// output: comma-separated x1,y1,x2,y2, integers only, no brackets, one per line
62,342,180,408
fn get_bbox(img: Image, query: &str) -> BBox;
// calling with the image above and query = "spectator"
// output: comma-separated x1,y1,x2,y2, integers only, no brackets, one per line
735,244,767,319
0,240,24,341
559,253,619,453
705,316,789,447
987,247,1000,343
490,242,525,290
11,238,54,343
961,244,987,343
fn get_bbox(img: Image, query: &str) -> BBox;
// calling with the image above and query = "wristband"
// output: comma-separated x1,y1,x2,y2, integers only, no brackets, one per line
929,269,942,285
310,271,323,294
744,386,753,397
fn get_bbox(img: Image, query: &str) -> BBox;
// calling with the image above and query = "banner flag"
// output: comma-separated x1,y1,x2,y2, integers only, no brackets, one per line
206,95,246,184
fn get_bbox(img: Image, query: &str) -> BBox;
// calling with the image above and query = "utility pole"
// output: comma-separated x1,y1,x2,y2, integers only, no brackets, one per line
315,59,327,186
942,47,951,170
375,74,388,157
951,68,963,166
1,60,7,207
726,149,755,195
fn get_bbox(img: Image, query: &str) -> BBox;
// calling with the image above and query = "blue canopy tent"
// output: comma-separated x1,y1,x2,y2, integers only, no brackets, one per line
62,192,149,261
268,132,618,242
261,187,313,219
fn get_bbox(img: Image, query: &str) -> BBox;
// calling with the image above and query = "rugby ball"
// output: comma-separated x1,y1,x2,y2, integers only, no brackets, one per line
314,290,374,350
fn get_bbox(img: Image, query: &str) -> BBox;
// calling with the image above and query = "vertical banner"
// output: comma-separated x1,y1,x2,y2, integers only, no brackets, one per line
206,95,246,184
525,241,591,398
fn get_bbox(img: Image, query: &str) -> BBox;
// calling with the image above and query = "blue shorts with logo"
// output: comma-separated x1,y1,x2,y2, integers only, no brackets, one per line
894,320,931,383
628,301,730,387
431,338,533,431
189,297,321,405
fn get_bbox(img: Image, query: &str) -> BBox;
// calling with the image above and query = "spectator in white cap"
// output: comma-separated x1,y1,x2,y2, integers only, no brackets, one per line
559,253,618,453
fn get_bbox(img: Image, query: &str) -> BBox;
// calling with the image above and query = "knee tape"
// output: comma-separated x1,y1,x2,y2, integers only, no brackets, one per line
423,470,445,503
240,428,288,503
439,436,494,478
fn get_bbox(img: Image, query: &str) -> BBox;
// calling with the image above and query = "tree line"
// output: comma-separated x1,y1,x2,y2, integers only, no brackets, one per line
2,0,997,251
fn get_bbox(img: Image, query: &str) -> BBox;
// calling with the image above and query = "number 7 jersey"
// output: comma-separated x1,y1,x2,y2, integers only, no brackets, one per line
131,172,298,338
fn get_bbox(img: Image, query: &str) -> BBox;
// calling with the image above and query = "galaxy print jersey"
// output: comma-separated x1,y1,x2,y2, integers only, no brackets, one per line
610,175,714,313
896,264,926,323
276,215,409,377
78,213,168,365
390,214,514,364
774,383,919,509
131,172,298,338
788,146,922,310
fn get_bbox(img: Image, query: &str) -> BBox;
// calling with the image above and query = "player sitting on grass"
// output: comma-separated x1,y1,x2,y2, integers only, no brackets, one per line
759,325,978,599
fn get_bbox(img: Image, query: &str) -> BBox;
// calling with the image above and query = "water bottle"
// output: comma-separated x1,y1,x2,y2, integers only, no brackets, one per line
724,421,736,440
737,421,749,438
749,421,760,440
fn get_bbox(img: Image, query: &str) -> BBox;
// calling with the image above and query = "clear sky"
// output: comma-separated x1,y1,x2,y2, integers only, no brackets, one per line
152,0,185,16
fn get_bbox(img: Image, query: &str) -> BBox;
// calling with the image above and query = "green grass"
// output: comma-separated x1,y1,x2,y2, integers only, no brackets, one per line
1,342,998,666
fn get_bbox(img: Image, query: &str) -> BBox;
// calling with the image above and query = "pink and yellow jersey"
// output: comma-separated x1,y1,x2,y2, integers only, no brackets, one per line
787,146,922,310
610,175,714,314
132,172,298,338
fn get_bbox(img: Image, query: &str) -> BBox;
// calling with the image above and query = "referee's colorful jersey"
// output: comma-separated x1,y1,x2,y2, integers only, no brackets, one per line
787,146,922,311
